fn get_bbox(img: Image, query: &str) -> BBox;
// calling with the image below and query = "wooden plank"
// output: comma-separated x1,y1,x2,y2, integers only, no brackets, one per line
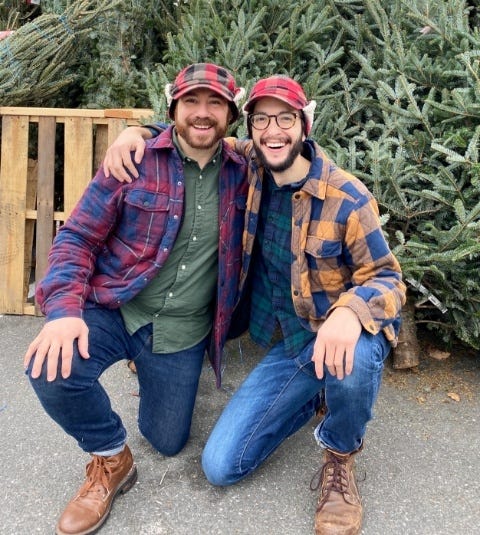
23,304,36,315
64,116,94,218
0,107,106,118
25,209,66,221
104,108,153,119
34,117,56,315
0,107,153,120
94,124,108,174
0,115,29,314
23,159,38,305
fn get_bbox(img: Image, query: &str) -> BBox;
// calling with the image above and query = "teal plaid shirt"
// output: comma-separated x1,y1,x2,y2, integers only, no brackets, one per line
250,151,317,355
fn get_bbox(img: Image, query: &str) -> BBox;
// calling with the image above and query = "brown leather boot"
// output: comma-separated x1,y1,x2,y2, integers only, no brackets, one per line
311,448,362,535
56,445,137,535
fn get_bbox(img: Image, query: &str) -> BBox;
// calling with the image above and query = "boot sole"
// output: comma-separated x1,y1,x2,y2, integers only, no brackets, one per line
55,464,138,535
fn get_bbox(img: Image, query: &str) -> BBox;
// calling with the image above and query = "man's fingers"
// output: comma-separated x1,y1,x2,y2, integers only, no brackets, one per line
77,330,90,361
321,345,348,380
134,144,145,165
312,340,326,379
345,347,355,376
29,349,46,379
119,149,138,180
46,343,61,382
23,340,38,371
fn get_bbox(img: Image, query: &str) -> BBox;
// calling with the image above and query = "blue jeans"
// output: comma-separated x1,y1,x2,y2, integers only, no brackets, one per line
27,308,207,456
202,330,390,486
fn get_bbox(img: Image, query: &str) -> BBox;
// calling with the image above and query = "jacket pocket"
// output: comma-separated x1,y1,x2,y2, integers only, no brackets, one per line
305,236,342,259
304,236,347,292
124,190,170,211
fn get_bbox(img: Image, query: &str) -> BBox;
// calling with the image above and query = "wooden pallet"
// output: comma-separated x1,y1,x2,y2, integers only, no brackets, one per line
0,107,152,315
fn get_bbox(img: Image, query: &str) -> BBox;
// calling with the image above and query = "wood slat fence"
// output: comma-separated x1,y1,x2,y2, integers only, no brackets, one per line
0,107,153,316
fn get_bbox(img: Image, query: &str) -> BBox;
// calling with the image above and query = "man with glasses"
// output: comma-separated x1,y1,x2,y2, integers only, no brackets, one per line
104,75,405,535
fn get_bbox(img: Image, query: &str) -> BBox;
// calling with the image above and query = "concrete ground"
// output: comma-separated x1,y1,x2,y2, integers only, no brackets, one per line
1,314,479,535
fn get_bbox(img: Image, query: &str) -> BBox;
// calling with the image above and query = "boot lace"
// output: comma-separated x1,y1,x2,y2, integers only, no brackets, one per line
310,452,349,505
78,456,113,498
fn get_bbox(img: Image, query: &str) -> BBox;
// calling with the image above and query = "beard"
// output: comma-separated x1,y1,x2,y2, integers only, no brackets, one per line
175,118,228,150
253,135,304,173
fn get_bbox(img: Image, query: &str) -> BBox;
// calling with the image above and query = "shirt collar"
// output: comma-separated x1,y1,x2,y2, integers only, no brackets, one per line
172,129,222,165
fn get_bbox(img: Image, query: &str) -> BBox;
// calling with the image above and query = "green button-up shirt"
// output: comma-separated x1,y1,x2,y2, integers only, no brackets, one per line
120,132,220,353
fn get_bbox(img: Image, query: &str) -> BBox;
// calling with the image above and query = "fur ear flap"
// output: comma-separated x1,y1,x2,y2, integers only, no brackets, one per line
164,83,173,107
302,100,317,135
233,87,246,105
241,102,250,131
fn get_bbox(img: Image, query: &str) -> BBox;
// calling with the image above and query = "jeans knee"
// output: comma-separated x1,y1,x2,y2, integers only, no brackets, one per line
139,423,187,457
201,446,237,486
28,368,64,400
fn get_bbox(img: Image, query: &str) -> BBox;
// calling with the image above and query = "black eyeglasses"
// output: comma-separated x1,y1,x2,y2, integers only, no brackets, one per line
248,111,299,130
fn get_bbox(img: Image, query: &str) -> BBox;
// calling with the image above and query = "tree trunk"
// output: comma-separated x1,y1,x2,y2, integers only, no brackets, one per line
392,298,420,369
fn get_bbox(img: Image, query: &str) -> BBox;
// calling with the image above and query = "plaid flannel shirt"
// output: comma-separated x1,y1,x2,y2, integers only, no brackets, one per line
235,138,406,347
37,126,248,386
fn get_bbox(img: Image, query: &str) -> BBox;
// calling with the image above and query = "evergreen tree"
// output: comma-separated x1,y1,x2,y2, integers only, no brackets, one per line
144,0,480,350
1,0,479,350
0,0,122,106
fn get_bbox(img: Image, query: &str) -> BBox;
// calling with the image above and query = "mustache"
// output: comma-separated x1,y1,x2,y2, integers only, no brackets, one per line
189,118,217,127
259,137,291,145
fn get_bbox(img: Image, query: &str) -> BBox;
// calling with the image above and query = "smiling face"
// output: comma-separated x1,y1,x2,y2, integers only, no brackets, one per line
250,97,305,173
174,88,231,156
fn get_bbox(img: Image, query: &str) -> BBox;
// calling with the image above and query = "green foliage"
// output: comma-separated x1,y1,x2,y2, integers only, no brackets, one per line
145,0,480,349
0,0,123,106
65,0,178,109
0,0,40,29
2,0,480,350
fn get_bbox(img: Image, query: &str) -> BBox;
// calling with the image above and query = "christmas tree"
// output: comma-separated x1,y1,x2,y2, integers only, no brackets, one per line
1,0,479,352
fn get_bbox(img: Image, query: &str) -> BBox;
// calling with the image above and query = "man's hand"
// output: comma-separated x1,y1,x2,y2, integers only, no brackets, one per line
312,307,362,380
103,126,152,183
24,318,90,381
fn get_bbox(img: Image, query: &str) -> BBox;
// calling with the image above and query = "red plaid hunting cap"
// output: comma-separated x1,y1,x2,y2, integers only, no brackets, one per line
243,75,316,134
165,63,245,123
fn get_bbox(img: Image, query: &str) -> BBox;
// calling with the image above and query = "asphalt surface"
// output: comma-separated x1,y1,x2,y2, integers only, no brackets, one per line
1,314,479,535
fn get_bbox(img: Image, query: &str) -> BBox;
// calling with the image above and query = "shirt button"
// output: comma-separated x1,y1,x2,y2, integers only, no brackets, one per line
154,313,159,318
199,175,203,179
173,214,179,219
293,290,299,296
177,181,182,186
198,205,202,210
168,292,173,297
192,236,197,241
163,247,168,252
181,265,186,270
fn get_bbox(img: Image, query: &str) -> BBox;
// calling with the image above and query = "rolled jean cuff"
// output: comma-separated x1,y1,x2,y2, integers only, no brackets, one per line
314,424,363,455
91,443,125,457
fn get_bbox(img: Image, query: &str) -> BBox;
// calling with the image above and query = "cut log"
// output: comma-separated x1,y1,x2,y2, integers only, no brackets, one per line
392,298,420,369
